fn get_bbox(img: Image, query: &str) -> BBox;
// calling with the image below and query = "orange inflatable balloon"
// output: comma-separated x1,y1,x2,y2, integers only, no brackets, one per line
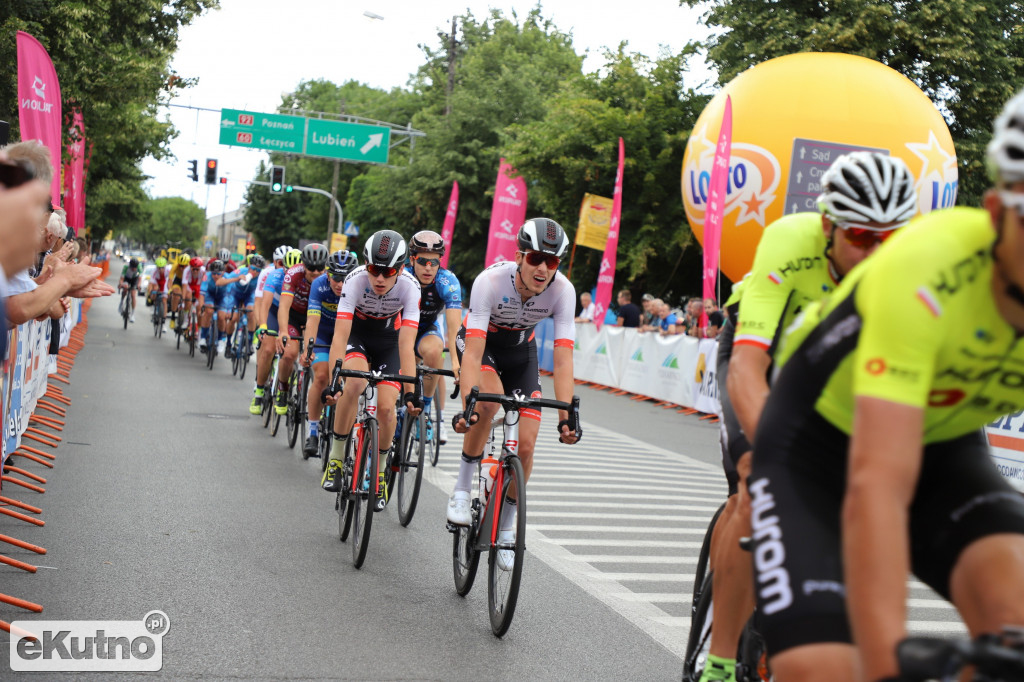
682,53,958,284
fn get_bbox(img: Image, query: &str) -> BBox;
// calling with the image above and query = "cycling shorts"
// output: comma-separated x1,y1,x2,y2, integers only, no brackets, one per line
312,342,332,366
455,325,542,421
414,318,444,358
345,316,401,391
203,285,232,311
749,403,1024,656
231,285,256,310
716,317,750,496
123,275,140,289
266,305,303,339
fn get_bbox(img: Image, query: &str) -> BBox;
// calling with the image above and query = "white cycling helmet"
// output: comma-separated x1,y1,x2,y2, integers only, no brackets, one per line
988,89,1024,183
272,245,291,263
817,152,917,228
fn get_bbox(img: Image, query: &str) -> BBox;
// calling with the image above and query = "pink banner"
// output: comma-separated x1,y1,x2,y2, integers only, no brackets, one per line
440,181,459,269
484,158,527,266
593,138,625,331
702,96,732,327
63,109,85,234
17,31,62,206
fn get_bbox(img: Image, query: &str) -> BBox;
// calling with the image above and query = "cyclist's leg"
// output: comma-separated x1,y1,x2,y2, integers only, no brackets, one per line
275,329,300,411
322,349,369,491
417,328,445,401
307,352,329,431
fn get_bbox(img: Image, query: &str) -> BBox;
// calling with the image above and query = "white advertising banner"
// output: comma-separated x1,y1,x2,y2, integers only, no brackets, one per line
693,339,721,415
617,332,700,406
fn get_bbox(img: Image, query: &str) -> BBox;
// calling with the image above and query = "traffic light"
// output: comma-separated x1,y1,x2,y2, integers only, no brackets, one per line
285,184,293,193
219,177,227,184
187,160,198,182
204,159,218,185
270,165,285,195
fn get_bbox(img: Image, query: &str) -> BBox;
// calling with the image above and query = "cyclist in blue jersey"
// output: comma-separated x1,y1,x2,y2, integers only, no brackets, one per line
216,253,265,358
199,259,232,354
403,230,462,444
301,250,359,455
250,248,299,415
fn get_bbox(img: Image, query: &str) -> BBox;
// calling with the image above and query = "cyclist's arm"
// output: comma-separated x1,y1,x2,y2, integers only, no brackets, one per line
398,324,418,401
303,313,321,359
458,335,485,415
844,396,923,682
326,314,353,380
552,344,578,443
445,308,462,375
727,345,772,441
277,293,294,349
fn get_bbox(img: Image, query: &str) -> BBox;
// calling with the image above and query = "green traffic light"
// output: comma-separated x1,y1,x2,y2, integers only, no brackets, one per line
285,185,293,193
272,182,282,192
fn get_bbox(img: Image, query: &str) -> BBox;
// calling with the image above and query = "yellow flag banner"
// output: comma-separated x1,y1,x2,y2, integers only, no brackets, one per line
576,193,614,251
235,238,247,256
330,233,349,253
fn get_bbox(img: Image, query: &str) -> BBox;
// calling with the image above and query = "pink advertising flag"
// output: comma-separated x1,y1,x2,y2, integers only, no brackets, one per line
702,96,733,327
593,137,625,331
63,109,86,234
17,31,62,205
439,181,459,270
484,158,528,267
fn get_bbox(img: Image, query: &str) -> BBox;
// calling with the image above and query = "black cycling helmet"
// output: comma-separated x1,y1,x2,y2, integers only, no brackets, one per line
409,230,445,257
301,243,329,270
129,258,139,268
363,229,407,268
516,218,570,257
208,259,225,274
247,254,266,270
328,250,359,278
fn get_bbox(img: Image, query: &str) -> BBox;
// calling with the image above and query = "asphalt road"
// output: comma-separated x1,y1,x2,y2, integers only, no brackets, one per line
0,261,962,680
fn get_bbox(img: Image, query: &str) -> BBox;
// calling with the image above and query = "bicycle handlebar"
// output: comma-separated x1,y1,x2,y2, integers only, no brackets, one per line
416,365,460,399
897,631,1024,680
460,386,580,439
325,359,421,402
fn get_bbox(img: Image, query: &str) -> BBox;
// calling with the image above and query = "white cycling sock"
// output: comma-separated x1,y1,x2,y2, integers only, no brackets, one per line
455,452,479,493
329,433,348,461
499,497,517,531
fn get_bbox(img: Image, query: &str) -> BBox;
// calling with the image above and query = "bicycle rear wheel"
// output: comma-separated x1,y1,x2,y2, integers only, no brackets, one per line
286,371,302,449
319,406,334,472
295,369,310,454
188,310,197,357
122,293,130,329
396,411,425,527
238,333,250,380
488,455,526,637
693,501,727,613
682,572,715,682
351,419,378,568
205,317,216,370
231,326,241,376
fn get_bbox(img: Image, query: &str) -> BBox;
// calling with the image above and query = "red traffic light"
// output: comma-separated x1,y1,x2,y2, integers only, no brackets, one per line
206,160,216,169
219,177,227,184
204,158,218,185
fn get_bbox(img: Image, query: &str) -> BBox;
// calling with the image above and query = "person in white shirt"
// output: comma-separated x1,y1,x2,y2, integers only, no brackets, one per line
574,291,596,323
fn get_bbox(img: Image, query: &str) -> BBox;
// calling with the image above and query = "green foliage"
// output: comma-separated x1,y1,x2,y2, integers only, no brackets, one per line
140,196,206,248
506,44,709,296
681,0,1024,206
243,161,314,252
0,0,218,236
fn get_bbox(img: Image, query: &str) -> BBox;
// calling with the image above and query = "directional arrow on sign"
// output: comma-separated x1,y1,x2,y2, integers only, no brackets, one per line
361,133,384,155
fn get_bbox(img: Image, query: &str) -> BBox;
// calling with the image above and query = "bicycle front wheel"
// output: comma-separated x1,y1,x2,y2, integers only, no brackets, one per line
295,369,310,454
188,311,197,357
239,333,250,380
453,518,481,597
682,572,715,682
693,501,726,613
206,319,216,370
286,372,302,449
338,426,356,541
488,455,526,637
351,419,378,569
396,411,425,527
430,383,443,466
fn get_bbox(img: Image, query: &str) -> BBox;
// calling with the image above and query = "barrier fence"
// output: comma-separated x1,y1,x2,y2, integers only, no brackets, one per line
0,298,86,637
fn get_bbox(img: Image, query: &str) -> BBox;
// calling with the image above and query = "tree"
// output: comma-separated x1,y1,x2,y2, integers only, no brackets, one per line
0,1,219,235
138,196,206,249
505,45,710,299
681,0,1024,206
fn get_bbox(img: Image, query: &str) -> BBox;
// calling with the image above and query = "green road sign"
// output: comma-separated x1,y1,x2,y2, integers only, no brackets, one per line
219,109,305,152
305,119,390,164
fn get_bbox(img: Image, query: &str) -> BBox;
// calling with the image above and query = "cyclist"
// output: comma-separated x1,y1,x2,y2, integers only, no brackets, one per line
747,93,1024,682
182,256,205,321
167,253,191,328
146,256,170,331
321,230,421,511
698,152,921,682
301,249,359,456
448,218,581,569
118,257,142,322
217,247,238,274
216,253,265,358
403,230,463,445
272,243,328,415
198,259,232,354
249,246,296,415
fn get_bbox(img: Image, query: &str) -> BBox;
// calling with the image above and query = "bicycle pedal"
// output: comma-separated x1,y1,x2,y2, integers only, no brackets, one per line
445,522,460,533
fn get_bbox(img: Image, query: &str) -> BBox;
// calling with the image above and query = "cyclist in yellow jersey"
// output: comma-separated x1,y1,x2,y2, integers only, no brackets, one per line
167,253,190,328
701,152,921,682
748,91,1024,682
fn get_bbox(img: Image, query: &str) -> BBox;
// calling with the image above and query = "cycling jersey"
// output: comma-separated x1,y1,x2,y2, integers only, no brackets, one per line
733,212,837,353
777,206,1024,443
464,261,575,348
307,273,341,346
262,267,286,310
280,264,314,316
121,264,141,287
183,266,204,297
337,266,420,328
254,265,274,300
150,265,169,293
220,266,259,308
200,270,232,310
404,265,462,332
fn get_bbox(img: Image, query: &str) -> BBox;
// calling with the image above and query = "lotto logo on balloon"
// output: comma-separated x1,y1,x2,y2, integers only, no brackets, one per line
683,135,781,228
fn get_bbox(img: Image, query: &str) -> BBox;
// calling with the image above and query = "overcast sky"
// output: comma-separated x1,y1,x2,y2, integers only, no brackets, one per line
140,0,713,218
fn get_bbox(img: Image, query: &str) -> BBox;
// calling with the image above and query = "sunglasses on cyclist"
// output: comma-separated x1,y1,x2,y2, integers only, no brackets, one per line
329,274,346,283
367,264,398,278
999,190,1024,214
520,251,561,269
835,221,900,249
414,256,441,268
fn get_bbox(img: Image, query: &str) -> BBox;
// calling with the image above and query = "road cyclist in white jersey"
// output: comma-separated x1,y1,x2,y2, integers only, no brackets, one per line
321,229,423,508
448,218,581,568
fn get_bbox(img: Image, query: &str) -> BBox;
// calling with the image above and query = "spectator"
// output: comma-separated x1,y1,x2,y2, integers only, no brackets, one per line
2,141,115,325
640,293,658,329
615,289,642,327
575,291,596,323
657,301,679,335
703,297,724,339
